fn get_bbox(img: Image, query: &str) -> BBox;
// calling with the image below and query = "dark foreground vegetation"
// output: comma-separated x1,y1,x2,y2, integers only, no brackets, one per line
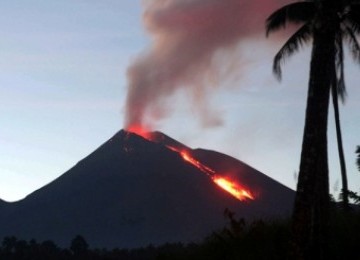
1,208,359,260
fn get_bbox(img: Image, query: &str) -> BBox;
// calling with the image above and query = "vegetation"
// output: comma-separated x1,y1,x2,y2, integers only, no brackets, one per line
340,146,360,204
332,81,348,211
1,209,359,259
266,0,360,258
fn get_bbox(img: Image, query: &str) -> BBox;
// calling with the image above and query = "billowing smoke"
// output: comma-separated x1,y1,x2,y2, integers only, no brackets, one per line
125,0,290,130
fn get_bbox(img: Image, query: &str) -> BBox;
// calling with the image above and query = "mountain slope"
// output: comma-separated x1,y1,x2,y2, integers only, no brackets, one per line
0,199,9,209
0,130,295,248
149,131,295,217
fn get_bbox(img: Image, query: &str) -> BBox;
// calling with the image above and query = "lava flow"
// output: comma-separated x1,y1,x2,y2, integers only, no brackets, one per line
174,149,254,201
127,129,254,201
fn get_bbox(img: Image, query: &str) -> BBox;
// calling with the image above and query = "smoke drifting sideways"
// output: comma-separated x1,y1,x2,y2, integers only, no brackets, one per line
124,0,290,130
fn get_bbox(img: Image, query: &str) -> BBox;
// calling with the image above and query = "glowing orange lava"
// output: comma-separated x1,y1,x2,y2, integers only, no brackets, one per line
126,125,151,140
127,127,254,201
213,176,254,201
178,150,215,176
177,150,253,201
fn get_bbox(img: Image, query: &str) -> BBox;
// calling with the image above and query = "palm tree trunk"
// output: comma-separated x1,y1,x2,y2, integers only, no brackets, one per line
356,146,360,171
291,27,334,259
331,84,349,210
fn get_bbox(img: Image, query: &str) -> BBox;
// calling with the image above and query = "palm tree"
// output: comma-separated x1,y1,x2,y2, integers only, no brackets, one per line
266,0,360,258
328,7,350,209
356,146,360,171
332,81,349,210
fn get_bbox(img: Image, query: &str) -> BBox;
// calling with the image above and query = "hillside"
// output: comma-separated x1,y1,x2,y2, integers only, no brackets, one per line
0,130,295,248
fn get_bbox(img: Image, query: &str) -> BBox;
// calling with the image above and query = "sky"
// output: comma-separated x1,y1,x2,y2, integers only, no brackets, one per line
1,0,360,202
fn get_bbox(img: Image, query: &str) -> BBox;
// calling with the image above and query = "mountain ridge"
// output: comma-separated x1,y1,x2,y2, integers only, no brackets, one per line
0,129,295,248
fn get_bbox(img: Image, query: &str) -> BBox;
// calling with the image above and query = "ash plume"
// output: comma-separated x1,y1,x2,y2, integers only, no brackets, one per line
124,0,290,129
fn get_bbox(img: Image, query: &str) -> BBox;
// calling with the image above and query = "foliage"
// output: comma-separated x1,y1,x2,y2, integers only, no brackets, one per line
267,0,360,257
337,146,360,205
348,190,360,204
200,210,290,260
1,209,360,259
339,189,360,205
70,235,89,257
328,208,360,259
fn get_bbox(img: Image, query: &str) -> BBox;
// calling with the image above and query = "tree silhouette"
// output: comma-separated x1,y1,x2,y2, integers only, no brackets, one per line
70,235,89,257
266,0,360,258
2,236,17,255
332,82,349,210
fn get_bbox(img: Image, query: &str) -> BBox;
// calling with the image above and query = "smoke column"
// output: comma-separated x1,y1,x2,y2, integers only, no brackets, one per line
125,0,290,130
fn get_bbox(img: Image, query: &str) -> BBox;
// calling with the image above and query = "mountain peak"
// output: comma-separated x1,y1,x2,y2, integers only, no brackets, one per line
0,129,295,248
112,129,190,153
147,131,191,151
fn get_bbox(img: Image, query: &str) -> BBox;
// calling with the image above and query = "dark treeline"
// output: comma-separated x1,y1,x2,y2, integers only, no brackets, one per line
1,208,359,260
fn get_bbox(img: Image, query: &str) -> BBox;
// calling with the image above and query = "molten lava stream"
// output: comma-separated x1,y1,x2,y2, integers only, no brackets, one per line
170,147,254,201
126,128,254,201
213,176,254,201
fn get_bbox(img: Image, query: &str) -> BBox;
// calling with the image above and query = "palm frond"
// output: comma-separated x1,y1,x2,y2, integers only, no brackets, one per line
273,23,312,80
266,2,315,36
344,25,360,63
346,4,360,33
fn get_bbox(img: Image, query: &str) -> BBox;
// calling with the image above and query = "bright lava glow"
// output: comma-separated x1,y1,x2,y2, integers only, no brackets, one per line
213,176,254,201
126,125,151,140
179,150,215,176
178,150,253,201
127,128,255,201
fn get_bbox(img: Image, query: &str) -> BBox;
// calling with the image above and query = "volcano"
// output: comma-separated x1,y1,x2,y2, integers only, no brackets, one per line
0,130,295,248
